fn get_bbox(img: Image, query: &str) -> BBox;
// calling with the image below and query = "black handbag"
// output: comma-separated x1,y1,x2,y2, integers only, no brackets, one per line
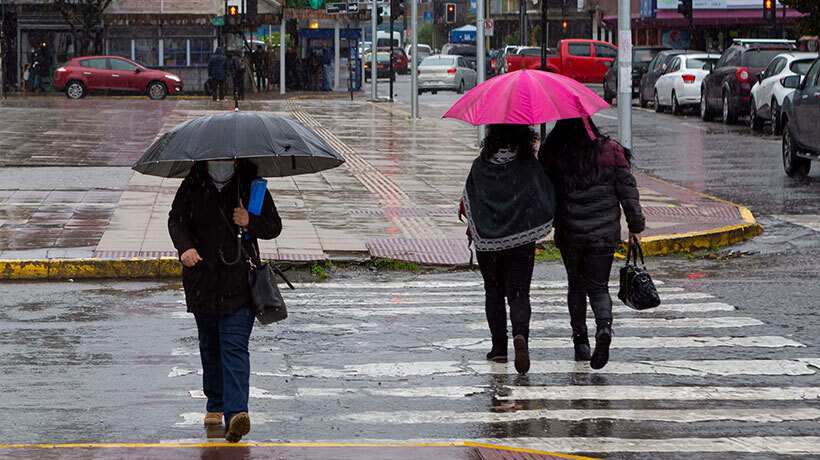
618,242,661,310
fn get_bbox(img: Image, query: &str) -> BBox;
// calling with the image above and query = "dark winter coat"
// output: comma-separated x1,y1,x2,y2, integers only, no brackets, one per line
168,161,282,316
544,139,645,249
231,55,246,86
207,48,228,81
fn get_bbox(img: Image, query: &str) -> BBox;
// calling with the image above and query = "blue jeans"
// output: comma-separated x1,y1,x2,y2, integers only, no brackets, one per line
322,64,332,90
33,74,42,91
194,307,255,426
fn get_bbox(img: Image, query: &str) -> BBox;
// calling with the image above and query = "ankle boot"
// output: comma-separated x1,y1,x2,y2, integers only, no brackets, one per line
486,336,508,363
513,335,530,375
573,329,591,362
590,321,612,370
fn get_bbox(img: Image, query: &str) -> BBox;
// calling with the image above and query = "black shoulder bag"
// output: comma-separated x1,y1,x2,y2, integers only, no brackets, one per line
618,242,661,310
215,200,293,324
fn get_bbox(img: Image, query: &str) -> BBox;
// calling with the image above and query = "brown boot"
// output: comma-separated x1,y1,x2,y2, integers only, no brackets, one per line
204,412,223,426
225,412,251,443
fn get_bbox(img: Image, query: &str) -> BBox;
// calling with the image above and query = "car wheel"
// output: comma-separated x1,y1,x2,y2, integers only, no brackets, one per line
457,80,465,94
700,89,713,121
66,80,86,99
671,91,681,115
782,120,811,177
770,99,781,135
639,89,648,108
749,97,764,131
148,81,167,100
654,90,663,113
722,90,736,124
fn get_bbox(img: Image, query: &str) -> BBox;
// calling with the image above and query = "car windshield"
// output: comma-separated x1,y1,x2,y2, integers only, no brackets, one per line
421,57,455,66
519,48,542,57
742,49,791,67
367,54,391,63
633,49,656,63
449,46,476,57
687,57,717,69
790,59,815,75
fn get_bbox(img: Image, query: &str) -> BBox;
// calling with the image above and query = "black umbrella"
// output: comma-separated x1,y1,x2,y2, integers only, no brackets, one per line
132,110,345,178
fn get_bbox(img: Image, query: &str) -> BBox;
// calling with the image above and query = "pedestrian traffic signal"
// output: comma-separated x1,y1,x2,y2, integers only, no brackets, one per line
445,3,456,24
247,0,258,20
562,21,567,29
391,0,405,21
228,5,238,15
763,0,775,22
377,5,385,25
677,0,693,21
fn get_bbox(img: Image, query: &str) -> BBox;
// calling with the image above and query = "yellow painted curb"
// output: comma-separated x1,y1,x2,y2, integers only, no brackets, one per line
0,258,182,281
0,441,603,459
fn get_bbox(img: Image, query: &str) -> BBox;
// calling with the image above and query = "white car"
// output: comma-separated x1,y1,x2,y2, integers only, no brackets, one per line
418,54,477,94
405,44,432,65
749,51,817,134
653,53,719,114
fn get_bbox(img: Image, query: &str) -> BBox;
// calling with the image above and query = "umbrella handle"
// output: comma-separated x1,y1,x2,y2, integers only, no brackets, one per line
219,175,244,266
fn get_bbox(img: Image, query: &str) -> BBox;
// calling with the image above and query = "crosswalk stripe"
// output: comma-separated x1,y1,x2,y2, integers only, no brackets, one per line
287,292,711,306
468,317,764,329
286,287,686,298
430,336,804,350
499,385,820,401
330,408,820,424
291,280,666,289
246,359,820,379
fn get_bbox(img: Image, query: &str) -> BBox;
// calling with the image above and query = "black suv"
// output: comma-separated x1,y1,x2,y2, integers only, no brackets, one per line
780,57,820,177
700,39,795,124
638,49,694,108
604,46,669,104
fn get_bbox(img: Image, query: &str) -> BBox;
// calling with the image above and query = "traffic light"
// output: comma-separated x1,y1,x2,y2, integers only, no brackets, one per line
445,3,456,24
562,21,567,30
677,0,693,21
247,0,258,20
391,0,405,21
227,4,238,25
377,5,384,25
763,0,776,22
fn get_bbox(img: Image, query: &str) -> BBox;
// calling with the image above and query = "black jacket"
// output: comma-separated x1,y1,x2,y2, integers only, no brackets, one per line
207,48,228,81
545,140,645,249
168,161,282,316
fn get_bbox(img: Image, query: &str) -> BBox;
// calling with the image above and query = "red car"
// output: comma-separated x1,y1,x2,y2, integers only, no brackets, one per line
53,55,183,100
378,47,409,75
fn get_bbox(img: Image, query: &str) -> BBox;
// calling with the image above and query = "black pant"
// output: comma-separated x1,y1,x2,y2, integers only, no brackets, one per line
212,79,225,101
560,245,615,333
476,242,535,340
233,79,244,101
256,71,267,91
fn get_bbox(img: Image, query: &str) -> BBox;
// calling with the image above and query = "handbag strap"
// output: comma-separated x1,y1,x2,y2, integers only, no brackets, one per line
213,196,258,269
626,242,646,267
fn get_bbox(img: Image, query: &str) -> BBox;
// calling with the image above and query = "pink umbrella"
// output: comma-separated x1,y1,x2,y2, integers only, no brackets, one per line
442,69,611,126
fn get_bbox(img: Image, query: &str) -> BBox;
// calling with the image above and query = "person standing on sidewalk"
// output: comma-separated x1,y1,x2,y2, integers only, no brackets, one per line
208,48,228,101
231,52,246,101
460,124,555,375
168,159,282,442
321,43,333,91
538,118,645,370
252,45,267,92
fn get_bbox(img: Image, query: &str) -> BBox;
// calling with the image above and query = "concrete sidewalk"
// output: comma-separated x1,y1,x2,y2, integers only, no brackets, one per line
0,97,762,279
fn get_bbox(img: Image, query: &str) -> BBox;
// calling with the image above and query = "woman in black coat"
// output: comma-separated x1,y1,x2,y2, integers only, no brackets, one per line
539,118,645,370
461,124,555,375
168,159,281,442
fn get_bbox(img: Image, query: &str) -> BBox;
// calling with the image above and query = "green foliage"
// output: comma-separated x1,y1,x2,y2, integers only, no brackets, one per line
285,0,312,9
310,260,333,277
371,258,421,271
418,22,434,49
504,33,518,47
781,0,820,36
534,241,562,261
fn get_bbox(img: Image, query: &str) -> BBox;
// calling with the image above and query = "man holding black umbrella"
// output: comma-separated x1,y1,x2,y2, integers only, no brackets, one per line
168,159,282,442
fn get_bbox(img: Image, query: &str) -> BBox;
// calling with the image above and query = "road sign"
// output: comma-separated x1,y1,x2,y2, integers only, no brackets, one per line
483,18,494,37
326,2,345,13
347,2,359,12
212,17,225,26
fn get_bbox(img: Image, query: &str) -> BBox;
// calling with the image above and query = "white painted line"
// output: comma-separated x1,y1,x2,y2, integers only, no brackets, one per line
297,386,490,399
468,317,764,330
292,280,665,289
333,408,820,424
286,287,685,298
593,113,618,120
499,385,820,401
431,336,804,350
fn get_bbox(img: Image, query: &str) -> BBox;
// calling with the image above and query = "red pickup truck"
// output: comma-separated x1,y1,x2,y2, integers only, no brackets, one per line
504,39,618,83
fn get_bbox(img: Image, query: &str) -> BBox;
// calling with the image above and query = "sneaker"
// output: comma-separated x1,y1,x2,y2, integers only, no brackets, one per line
513,335,530,375
225,412,251,443
204,411,223,425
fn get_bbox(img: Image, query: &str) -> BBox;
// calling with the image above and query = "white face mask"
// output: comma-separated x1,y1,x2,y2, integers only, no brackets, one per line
208,161,235,183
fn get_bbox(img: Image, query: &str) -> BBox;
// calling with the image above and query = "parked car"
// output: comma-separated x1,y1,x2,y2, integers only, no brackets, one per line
700,39,796,124
405,44,432,65
505,39,617,82
378,47,409,75
653,54,719,114
364,52,396,81
494,45,521,76
445,44,493,79
53,55,182,99
418,54,477,94
638,49,694,107
749,52,817,133
603,46,669,104
780,60,820,177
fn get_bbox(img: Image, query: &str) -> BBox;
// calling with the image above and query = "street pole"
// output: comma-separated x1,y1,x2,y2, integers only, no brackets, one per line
0,0,4,100
617,0,631,150
476,0,485,144
410,0,419,118
389,8,394,101
280,19,286,94
519,0,526,45
371,0,378,100
540,0,547,141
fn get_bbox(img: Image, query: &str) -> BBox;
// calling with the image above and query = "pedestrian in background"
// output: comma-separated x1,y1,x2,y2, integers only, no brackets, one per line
460,124,555,375
252,45,267,92
29,46,47,92
538,118,645,370
321,42,333,91
168,159,282,442
208,47,228,101
231,52,245,101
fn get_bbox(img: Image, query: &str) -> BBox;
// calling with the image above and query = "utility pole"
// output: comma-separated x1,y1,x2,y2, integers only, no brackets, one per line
389,2,394,101
476,0,485,144
0,0,5,100
410,0,419,118
371,0,378,100
519,0,526,45
540,0,547,141
617,0,632,149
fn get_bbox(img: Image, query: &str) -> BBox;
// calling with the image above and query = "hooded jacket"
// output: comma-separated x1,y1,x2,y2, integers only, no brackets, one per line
208,48,228,80
545,139,645,249
168,161,282,316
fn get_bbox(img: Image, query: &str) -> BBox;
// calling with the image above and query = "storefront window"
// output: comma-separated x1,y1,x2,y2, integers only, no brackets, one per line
107,39,131,59
165,38,187,67
134,38,159,67
190,38,213,67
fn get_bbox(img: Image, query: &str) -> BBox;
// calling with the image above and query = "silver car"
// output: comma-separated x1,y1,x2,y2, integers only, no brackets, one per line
418,54,478,95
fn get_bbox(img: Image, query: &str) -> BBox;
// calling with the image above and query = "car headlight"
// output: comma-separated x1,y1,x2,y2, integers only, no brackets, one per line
165,74,181,82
